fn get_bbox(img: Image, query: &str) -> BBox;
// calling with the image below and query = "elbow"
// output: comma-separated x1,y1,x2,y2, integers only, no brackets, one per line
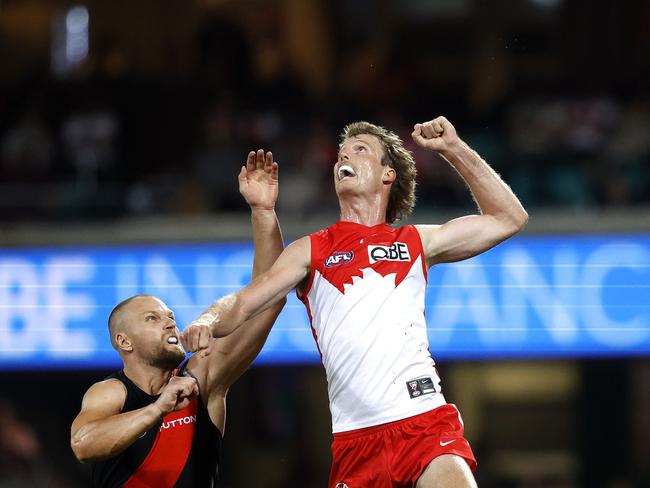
71,436,113,464
71,428,108,464
71,436,91,464
512,208,529,231
499,209,528,238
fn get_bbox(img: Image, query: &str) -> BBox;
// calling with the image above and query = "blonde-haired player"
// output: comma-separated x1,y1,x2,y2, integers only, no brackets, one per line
187,116,528,487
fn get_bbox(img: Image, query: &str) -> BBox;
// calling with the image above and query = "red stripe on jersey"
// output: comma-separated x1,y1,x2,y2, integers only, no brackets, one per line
303,297,323,362
123,398,198,488
310,222,426,294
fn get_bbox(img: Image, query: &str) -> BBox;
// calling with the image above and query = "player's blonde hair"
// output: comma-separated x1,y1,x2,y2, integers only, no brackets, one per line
340,122,417,223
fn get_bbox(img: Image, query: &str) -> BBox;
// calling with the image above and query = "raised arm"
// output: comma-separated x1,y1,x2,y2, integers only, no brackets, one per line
180,154,310,344
70,376,198,463
189,236,310,340
185,149,295,391
411,116,528,267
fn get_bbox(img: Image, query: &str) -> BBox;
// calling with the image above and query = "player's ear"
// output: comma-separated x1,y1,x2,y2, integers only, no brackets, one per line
116,332,133,352
382,167,396,185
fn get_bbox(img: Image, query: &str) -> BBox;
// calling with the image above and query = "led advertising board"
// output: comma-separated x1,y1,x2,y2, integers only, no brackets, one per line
0,235,648,369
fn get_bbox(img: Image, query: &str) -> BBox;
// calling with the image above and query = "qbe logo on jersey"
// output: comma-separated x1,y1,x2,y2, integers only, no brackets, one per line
368,242,411,264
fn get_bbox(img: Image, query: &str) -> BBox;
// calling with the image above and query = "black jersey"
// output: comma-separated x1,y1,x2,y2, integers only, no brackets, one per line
91,367,221,488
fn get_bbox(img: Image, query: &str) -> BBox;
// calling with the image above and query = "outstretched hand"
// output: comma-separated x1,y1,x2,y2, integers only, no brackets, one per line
239,149,279,210
411,116,461,154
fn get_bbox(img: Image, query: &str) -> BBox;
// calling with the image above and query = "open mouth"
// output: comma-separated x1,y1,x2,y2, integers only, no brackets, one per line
166,336,179,345
337,164,356,181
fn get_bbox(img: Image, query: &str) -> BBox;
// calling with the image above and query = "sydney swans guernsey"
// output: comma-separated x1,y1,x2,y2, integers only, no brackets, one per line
299,221,446,433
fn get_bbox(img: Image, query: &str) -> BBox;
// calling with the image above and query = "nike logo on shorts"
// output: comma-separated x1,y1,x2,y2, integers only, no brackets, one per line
440,439,456,447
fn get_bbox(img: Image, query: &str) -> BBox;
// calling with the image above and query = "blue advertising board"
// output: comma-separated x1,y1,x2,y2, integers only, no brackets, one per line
0,235,648,369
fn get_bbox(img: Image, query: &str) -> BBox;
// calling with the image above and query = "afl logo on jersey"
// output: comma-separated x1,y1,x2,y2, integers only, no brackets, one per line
368,242,411,264
325,251,354,268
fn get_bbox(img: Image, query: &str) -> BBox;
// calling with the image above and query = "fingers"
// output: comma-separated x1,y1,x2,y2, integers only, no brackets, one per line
180,323,199,352
420,121,443,139
264,151,274,172
172,376,197,395
255,148,265,170
191,325,201,352
181,378,198,398
175,397,192,410
270,161,279,181
246,151,256,173
179,325,193,351
180,323,214,356
174,380,199,410
242,149,276,173
179,328,190,351
414,116,449,139
411,124,427,147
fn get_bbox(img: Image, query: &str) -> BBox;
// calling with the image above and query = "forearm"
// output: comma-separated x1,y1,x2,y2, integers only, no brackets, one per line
71,404,162,462
251,208,283,278
197,210,283,337
441,140,528,225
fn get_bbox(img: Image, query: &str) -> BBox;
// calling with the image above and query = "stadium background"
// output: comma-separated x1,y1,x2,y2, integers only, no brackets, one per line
0,0,649,486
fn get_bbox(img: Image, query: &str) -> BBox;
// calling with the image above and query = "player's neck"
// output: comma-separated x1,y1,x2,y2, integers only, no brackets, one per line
123,361,174,396
338,194,387,227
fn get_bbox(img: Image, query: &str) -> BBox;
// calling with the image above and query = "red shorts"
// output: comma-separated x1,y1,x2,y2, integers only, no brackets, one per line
328,404,476,488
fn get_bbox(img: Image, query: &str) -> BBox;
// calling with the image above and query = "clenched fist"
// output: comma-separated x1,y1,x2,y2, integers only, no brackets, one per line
411,116,460,154
180,322,214,357
154,376,199,415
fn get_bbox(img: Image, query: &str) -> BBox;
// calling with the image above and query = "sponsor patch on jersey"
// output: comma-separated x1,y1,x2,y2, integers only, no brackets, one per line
368,242,411,264
406,377,436,399
325,251,354,268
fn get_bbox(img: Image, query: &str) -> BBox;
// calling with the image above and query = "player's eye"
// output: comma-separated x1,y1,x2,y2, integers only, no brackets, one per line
145,314,156,321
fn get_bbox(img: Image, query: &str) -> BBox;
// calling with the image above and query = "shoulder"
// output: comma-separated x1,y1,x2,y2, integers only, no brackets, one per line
279,235,312,266
413,224,442,241
303,227,333,255
81,379,127,413
309,225,338,245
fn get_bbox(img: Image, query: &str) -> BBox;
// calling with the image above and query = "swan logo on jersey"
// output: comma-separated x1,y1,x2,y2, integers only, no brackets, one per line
335,484,349,488
325,251,354,268
368,242,411,264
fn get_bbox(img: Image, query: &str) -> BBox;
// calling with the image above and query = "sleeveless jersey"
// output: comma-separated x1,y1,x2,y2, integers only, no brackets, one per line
299,221,446,433
91,367,221,488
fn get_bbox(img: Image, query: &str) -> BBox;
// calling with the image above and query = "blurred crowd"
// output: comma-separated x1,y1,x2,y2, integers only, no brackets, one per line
0,2,648,223
2,78,649,222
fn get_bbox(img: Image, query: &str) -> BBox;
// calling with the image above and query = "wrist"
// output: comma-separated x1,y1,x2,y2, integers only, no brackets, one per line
197,312,216,330
438,138,466,159
250,205,276,213
151,401,166,419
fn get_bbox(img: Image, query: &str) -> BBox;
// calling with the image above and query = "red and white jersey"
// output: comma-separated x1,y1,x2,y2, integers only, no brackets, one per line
299,221,446,433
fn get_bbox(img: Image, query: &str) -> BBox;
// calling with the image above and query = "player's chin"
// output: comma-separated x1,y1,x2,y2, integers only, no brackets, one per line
335,178,357,195
161,345,186,364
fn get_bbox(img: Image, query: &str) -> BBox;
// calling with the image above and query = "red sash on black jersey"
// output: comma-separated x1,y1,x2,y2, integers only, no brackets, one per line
123,397,198,487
